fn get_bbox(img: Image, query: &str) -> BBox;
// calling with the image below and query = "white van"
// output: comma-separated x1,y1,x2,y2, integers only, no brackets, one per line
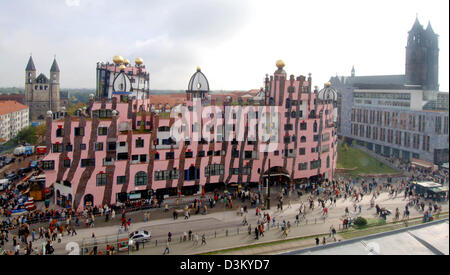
13,146,26,156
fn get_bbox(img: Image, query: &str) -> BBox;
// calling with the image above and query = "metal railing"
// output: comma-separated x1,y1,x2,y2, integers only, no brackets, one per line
77,214,331,255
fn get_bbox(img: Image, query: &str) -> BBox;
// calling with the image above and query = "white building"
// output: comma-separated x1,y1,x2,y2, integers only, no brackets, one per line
0,100,29,143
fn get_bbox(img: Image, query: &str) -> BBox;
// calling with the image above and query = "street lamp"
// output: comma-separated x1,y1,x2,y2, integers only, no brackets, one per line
266,159,271,210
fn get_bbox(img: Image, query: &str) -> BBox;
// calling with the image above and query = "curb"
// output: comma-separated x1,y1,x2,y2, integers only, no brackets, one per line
194,212,449,255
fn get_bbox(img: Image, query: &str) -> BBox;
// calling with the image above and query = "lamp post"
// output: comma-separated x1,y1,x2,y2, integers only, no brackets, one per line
266,159,271,210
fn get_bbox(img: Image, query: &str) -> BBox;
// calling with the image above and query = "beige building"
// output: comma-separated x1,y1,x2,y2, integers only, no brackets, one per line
25,56,61,121
0,101,29,143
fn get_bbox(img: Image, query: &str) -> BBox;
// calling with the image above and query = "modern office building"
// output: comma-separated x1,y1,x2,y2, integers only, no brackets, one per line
330,18,449,165
41,58,338,210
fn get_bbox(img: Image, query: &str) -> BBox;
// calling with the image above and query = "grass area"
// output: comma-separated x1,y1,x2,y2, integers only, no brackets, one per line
201,233,330,255
337,144,398,176
340,213,449,239
202,213,449,255
352,217,386,229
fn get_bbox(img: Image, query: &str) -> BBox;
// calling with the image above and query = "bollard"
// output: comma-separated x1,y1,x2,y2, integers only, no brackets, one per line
155,239,157,247
237,228,239,235
226,229,228,237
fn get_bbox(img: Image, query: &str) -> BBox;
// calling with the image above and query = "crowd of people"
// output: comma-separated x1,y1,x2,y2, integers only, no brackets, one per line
1,159,448,255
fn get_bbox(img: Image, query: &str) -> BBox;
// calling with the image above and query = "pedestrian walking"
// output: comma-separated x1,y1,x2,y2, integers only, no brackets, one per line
193,233,199,246
163,242,170,255
201,234,206,245
71,227,77,236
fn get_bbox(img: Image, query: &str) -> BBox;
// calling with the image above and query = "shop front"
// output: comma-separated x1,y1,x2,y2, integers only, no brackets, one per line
116,189,154,203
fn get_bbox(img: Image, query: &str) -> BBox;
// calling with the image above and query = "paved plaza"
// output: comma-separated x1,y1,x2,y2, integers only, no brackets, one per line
40,190,449,255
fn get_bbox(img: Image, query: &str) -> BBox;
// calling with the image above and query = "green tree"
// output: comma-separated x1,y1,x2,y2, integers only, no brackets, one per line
35,123,47,144
67,102,87,115
15,126,37,145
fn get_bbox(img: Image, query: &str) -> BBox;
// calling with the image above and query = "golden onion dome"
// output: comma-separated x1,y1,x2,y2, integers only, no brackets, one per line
113,55,124,65
197,66,201,71
135,57,144,65
325,82,331,87
119,65,126,71
123,59,130,65
276,60,285,69
260,87,264,90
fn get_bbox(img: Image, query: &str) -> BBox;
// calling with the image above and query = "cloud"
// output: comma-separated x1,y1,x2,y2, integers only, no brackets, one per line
0,0,447,91
65,0,80,7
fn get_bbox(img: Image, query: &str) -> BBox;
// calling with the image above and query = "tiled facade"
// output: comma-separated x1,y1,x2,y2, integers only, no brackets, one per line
42,60,338,210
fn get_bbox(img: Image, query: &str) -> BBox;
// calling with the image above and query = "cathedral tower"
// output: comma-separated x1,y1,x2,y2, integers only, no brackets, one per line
24,56,61,120
25,56,36,107
50,58,61,112
405,17,439,90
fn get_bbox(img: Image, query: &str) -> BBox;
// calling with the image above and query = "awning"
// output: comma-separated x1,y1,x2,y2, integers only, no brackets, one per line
430,187,448,194
414,181,442,188
411,158,434,169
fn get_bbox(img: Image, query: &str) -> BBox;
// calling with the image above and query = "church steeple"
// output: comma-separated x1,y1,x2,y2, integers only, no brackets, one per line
26,56,36,71
50,58,60,72
405,17,439,91
426,21,434,33
351,66,355,77
411,15,422,31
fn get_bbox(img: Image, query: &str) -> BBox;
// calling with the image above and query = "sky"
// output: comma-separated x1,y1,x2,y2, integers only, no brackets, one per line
0,0,448,91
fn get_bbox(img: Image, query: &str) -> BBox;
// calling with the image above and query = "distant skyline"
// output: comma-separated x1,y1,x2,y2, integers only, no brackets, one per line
0,0,448,91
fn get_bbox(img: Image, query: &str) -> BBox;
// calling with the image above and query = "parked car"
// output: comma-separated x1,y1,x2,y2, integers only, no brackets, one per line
3,157,15,165
36,146,47,155
30,161,39,170
4,172,19,182
129,230,152,243
24,146,35,156
18,167,32,176
13,146,26,156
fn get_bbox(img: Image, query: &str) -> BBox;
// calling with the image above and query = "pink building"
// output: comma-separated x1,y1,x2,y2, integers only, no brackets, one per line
42,59,338,210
